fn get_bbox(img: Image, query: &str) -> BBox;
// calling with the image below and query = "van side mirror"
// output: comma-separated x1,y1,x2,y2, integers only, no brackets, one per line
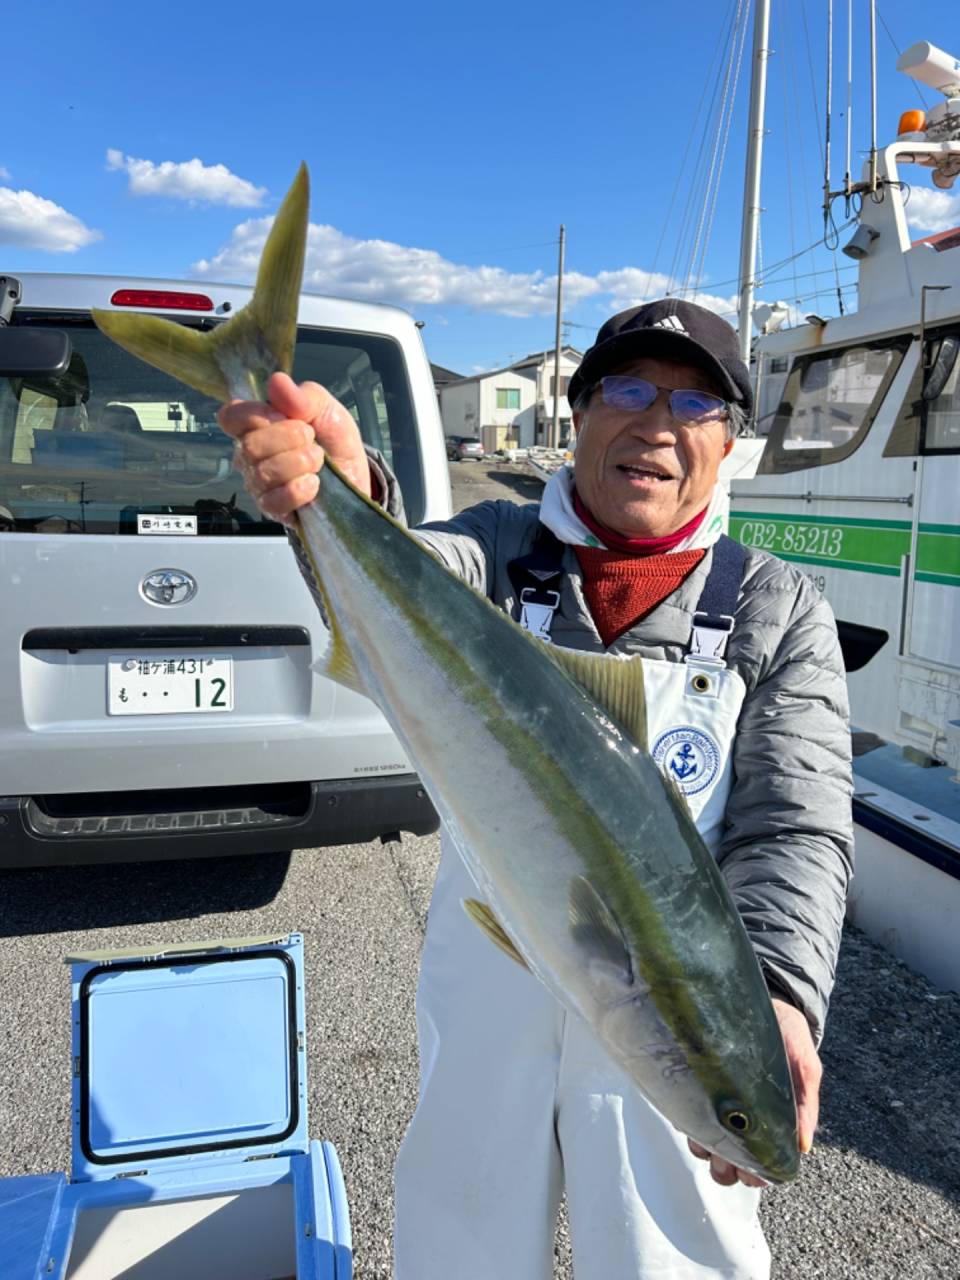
0,328,72,378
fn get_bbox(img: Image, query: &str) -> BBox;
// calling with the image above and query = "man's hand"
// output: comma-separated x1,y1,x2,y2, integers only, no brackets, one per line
687,998,822,1187
218,372,371,524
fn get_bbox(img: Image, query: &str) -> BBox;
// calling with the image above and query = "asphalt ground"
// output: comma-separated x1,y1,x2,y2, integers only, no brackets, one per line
1,457,957,1278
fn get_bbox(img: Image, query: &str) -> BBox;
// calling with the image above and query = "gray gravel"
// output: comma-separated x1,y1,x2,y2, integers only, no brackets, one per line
1,460,957,1278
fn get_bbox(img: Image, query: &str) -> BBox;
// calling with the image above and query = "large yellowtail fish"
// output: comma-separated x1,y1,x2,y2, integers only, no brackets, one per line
92,166,799,1182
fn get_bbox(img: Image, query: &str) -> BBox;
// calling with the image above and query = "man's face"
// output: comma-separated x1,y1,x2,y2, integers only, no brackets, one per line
572,355,734,539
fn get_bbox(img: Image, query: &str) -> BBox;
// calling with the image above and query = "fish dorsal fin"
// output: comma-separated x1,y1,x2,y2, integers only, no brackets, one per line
548,649,647,749
462,899,529,970
568,875,634,985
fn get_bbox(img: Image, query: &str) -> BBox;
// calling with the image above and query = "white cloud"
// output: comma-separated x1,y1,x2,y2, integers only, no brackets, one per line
0,186,100,252
904,184,960,235
106,149,266,207
194,216,584,315
191,214,760,327
0,166,10,180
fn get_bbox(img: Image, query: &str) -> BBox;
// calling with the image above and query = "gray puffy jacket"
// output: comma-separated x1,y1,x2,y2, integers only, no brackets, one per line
373,467,853,1044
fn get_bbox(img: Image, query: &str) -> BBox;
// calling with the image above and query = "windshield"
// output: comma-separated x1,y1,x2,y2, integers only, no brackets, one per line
0,314,424,534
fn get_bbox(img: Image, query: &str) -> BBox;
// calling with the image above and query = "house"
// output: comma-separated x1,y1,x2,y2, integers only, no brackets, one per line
439,347,582,453
430,363,464,403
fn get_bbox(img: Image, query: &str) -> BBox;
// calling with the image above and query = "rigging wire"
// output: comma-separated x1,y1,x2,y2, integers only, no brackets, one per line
673,218,858,297
672,0,746,293
876,5,931,108
665,0,742,289
687,0,752,294
647,1,737,289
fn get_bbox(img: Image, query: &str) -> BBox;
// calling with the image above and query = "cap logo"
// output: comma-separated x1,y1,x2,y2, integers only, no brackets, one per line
650,315,689,334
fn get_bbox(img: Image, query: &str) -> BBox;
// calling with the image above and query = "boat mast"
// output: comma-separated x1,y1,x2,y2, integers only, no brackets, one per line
737,0,772,364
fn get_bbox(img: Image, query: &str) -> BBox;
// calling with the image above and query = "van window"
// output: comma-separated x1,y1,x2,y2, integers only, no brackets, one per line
0,316,424,534
758,338,908,475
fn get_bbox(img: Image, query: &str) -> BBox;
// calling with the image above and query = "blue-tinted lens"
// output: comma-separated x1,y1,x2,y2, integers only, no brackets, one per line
601,376,658,412
669,388,727,423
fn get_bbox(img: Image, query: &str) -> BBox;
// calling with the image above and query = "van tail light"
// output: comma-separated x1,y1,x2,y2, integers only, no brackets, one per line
109,290,214,312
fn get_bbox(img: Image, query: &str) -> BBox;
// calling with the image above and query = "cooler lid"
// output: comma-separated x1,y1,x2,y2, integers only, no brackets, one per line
68,934,308,1181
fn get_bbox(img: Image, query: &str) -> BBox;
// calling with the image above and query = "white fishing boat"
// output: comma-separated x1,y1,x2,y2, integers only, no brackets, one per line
730,36,960,993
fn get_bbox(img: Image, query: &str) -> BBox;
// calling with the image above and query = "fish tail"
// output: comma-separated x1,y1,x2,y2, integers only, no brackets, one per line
91,163,310,403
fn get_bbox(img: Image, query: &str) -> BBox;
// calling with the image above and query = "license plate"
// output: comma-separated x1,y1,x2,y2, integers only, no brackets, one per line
107,655,234,715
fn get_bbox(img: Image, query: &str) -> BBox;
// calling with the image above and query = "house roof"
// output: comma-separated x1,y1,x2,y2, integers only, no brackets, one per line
430,362,465,385
440,346,583,390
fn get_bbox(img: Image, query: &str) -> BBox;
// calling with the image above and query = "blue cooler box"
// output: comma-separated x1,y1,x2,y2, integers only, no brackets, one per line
0,932,352,1279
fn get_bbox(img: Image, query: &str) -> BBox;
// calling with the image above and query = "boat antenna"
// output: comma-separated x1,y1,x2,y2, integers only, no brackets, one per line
844,0,854,210
868,0,878,195
823,0,836,242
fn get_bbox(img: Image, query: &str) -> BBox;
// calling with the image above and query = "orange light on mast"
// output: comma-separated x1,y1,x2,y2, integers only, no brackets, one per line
898,109,927,136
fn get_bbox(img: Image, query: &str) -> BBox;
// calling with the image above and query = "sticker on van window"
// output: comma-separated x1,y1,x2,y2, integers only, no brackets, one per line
138,515,197,536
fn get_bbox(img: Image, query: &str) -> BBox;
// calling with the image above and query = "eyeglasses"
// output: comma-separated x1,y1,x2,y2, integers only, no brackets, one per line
599,376,728,425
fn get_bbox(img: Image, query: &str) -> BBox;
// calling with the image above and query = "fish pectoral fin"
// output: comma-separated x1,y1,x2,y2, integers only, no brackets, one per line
89,310,232,403
568,875,635,986
548,649,647,750
462,899,529,970
290,523,369,697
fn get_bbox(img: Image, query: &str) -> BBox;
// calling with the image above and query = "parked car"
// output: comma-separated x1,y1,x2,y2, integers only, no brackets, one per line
445,434,484,461
0,273,450,866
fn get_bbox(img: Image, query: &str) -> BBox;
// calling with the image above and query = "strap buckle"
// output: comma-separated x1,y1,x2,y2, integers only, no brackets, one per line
689,612,734,664
519,587,560,644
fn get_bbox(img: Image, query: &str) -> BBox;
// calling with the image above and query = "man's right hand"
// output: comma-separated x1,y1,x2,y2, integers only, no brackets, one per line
218,371,371,524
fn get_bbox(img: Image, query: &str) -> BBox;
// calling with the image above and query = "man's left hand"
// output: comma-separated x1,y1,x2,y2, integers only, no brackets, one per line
687,998,822,1187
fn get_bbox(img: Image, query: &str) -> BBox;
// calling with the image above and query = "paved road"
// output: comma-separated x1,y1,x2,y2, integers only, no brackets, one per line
1,459,957,1278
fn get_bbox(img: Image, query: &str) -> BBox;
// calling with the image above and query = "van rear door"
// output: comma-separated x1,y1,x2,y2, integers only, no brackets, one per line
0,292,438,858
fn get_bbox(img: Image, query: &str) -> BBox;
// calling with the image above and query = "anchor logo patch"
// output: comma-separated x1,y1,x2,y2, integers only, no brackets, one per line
652,726,721,797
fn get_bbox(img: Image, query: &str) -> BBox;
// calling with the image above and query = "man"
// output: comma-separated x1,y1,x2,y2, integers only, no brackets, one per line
220,299,852,1279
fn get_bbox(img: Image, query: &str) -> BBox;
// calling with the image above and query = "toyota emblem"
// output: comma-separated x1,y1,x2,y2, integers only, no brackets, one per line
141,569,198,606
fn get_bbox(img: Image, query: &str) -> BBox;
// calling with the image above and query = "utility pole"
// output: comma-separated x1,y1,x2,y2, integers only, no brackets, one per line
551,225,566,448
737,0,771,364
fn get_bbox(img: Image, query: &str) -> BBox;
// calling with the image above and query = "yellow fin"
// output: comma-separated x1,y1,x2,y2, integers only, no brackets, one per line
462,899,529,970
246,161,309,374
548,649,647,749
89,309,231,402
291,517,367,697
91,164,310,403
568,875,634,984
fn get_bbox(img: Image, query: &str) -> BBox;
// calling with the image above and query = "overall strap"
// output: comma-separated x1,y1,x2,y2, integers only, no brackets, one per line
688,534,748,664
507,522,566,643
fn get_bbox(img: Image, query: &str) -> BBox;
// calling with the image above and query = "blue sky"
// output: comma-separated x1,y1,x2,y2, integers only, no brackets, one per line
2,0,957,375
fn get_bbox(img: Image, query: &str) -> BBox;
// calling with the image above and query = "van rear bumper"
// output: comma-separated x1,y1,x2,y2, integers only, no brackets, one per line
0,776,439,867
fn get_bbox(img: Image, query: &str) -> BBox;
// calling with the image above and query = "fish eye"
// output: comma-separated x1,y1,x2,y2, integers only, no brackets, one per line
719,1104,751,1134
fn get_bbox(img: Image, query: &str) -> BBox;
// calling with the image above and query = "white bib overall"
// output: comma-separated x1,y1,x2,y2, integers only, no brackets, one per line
395,556,772,1280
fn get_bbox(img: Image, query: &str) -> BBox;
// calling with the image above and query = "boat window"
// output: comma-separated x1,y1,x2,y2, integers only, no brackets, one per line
754,355,792,438
0,316,424,535
758,338,908,475
921,333,960,453
884,330,960,456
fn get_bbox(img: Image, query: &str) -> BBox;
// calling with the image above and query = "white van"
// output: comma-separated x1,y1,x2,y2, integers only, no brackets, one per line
0,272,450,866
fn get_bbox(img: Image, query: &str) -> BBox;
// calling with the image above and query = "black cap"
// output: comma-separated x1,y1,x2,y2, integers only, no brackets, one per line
567,299,753,418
